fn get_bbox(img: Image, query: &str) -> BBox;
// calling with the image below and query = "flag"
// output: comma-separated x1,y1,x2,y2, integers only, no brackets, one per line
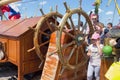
8,3,21,20
114,0,120,16
0,5,10,13
0,3,21,20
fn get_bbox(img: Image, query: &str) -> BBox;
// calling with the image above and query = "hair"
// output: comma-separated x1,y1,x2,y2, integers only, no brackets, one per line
107,22,113,27
97,22,104,28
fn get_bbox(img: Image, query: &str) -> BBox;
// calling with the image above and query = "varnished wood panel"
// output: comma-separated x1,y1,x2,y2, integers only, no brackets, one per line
22,59,41,74
100,58,114,80
19,30,39,62
8,40,18,64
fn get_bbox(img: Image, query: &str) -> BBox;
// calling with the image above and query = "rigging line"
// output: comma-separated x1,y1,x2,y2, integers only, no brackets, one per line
34,3,40,17
112,5,116,24
41,0,44,9
17,0,38,4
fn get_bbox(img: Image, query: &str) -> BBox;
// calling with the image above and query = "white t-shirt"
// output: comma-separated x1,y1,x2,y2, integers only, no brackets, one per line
88,44,103,66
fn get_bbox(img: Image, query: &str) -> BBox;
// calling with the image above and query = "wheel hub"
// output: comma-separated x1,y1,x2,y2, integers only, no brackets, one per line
75,34,84,46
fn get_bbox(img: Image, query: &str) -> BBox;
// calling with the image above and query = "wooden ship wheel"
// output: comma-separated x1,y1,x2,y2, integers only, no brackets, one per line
28,8,70,68
57,2,94,71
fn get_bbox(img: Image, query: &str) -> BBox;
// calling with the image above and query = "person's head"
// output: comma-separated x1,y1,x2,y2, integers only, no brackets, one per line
95,22,104,34
107,22,112,29
90,14,99,23
91,32,100,45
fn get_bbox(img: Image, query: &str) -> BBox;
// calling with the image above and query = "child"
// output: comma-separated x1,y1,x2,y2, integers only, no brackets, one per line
87,32,103,80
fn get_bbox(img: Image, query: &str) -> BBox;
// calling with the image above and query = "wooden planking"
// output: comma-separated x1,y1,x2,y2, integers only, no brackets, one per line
22,59,41,74
0,17,40,37
0,19,23,34
40,45,59,80
8,40,18,64
20,30,39,62
100,58,114,80
40,31,59,80
18,29,41,74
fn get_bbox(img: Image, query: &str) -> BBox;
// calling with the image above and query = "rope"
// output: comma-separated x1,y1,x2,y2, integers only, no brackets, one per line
112,5,116,24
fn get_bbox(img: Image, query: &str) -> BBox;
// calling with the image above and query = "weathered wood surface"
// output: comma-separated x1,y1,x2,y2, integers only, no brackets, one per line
100,58,114,80
41,31,87,80
40,32,60,80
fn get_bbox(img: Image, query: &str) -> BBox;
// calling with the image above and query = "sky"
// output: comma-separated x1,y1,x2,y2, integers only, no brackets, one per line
11,0,120,26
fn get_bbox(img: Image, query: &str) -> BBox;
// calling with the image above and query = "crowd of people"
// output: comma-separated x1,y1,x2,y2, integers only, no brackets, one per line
85,14,113,80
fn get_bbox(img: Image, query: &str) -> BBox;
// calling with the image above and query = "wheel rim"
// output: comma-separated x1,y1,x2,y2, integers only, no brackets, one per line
34,12,65,61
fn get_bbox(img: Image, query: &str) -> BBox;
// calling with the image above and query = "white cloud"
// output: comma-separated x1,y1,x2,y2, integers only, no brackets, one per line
39,1,47,6
98,8,104,13
105,11,113,15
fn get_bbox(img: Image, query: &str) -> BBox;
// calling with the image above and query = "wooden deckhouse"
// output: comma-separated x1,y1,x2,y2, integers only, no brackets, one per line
0,17,42,80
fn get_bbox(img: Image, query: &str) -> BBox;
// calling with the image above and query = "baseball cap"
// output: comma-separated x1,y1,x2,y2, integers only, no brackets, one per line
91,32,100,39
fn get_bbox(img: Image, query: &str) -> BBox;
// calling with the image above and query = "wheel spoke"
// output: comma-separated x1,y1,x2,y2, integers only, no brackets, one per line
76,47,79,65
54,16,58,27
78,13,81,33
50,22,58,30
27,46,35,52
39,40,49,47
81,19,88,33
69,17,76,34
66,45,77,63
62,41,75,49
59,66,65,76
63,29,75,39
80,45,88,59
39,30,50,36
74,47,79,79
46,20,53,32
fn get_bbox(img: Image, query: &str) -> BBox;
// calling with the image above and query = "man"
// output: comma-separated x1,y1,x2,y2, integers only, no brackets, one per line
107,22,113,30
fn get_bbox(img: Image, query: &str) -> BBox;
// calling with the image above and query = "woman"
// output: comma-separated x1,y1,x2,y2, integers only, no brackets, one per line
87,32,103,80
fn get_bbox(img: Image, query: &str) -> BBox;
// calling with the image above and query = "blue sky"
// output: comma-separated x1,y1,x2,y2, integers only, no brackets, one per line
13,0,120,26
